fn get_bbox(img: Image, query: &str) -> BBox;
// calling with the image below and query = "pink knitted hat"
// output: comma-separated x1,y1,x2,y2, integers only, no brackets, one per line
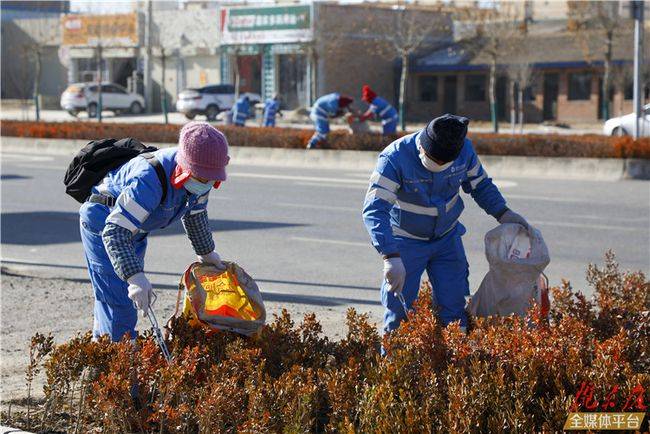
176,122,230,181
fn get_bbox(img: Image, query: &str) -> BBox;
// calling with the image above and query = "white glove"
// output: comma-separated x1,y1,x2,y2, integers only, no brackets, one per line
198,251,225,270
127,272,154,311
498,209,530,230
383,256,406,294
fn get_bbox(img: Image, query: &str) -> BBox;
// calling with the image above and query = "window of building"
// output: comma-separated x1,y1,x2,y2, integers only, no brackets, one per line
568,72,592,100
624,79,633,100
465,74,486,101
419,76,438,101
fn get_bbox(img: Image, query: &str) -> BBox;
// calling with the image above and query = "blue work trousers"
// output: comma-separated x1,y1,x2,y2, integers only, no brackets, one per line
381,224,469,334
79,202,147,342
307,114,330,148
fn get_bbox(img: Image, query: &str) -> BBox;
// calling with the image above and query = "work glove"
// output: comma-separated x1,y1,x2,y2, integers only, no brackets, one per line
198,251,226,270
383,256,406,294
127,272,154,312
498,209,530,230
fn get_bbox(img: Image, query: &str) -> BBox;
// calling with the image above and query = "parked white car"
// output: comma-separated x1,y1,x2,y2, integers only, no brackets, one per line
603,104,650,137
176,84,261,121
61,82,145,118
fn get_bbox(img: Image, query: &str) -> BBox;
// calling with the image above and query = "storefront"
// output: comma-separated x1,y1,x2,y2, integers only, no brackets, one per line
61,13,141,92
219,4,314,109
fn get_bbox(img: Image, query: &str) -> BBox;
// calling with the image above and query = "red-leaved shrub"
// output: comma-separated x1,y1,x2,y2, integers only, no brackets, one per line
3,252,649,432
2,120,649,158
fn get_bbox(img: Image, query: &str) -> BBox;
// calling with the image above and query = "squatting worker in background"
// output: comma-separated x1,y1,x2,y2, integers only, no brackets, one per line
79,122,229,341
362,114,530,335
307,92,354,149
357,85,398,135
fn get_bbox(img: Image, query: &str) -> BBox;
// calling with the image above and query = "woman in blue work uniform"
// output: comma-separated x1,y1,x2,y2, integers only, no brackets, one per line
79,122,229,341
263,94,282,127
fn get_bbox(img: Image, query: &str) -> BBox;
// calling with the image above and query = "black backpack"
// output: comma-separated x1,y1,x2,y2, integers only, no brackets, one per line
63,137,167,204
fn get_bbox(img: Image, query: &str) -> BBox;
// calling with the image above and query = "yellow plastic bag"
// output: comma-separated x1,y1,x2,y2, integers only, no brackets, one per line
175,261,266,336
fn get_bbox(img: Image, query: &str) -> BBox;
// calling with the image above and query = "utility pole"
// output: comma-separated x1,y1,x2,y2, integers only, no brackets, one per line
161,47,168,124
632,0,645,139
144,0,153,113
96,42,103,122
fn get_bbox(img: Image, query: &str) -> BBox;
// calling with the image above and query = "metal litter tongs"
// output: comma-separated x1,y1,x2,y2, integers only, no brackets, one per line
140,292,172,363
396,292,410,321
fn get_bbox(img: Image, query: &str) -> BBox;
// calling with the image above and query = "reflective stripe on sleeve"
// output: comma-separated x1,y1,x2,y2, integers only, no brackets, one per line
379,105,392,117
117,194,149,223
106,211,138,233
366,187,397,204
445,193,460,212
395,199,438,216
468,161,482,177
197,194,209,204
189,208,207,216
382,115,399,125
470,172,488,189
316,106,329,117
392,226,429,240
369,171,399,192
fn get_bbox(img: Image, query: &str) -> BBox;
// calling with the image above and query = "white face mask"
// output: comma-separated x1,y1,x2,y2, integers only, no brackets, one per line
417,144,453,172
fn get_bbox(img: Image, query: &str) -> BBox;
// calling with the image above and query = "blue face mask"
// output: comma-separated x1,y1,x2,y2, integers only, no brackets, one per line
184,178,212,196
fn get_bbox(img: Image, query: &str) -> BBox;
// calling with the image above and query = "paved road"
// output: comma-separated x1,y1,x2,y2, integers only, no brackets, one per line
1,108,604,135
1,151,649,337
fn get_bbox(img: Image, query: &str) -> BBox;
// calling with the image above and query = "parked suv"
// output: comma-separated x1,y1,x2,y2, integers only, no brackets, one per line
60,82,145,117
176,84,261,121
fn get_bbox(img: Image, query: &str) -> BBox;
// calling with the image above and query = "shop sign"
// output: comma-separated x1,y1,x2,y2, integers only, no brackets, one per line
220,5,312,44
62,13,138,46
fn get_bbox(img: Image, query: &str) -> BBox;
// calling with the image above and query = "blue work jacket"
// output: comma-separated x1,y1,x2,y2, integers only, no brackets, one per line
310,93,341,120
368,96,398,124
263,99,280,122
362,131,506,255
88,147,209,234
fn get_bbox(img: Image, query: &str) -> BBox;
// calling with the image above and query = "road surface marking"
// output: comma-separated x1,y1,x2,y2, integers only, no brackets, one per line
230,172,370,185
294,182,366,190
529,220,646,232
291,237,369,247
277,203,358,212
508,194,594,203
1,153,54,162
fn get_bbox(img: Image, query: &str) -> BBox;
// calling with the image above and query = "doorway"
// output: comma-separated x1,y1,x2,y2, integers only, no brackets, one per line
278,53,307,109
443,76,457,114
237,55,262,95
543,73,559,120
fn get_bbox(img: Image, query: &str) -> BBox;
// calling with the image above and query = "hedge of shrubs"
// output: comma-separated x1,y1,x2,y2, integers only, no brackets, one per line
2,120,650,158
3,253,649,432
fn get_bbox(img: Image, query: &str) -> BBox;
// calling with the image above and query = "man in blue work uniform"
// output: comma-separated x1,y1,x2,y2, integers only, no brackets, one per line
80,122,229,341
263,94,282,127
362,114,529,334
232,95,250,127
357,85,398,135
307,92,354,149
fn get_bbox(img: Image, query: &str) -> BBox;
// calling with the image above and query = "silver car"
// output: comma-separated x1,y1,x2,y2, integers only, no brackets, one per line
176,84,261,121
61,82,145,117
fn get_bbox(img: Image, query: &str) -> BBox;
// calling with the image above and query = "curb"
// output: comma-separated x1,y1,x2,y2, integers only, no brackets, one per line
1,136,649,180
0,427,34,434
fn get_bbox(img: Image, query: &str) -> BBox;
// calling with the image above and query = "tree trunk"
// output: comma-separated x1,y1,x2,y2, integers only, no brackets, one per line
233,51,240,100
161,49,168,124
509,78,516,134
399,53,408,132
518,86,524,134
97,45,103,122
489,58,498,133
33,49,41,122
602,33,613,121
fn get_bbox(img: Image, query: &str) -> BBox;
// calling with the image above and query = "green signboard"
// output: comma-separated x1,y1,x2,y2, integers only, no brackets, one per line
221,5,312,44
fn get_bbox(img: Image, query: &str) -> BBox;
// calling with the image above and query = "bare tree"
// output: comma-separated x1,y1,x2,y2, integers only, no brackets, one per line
455,3,526,133
568,1,634,121
364,2,452,131
506,60,536,134
8,18,59,121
